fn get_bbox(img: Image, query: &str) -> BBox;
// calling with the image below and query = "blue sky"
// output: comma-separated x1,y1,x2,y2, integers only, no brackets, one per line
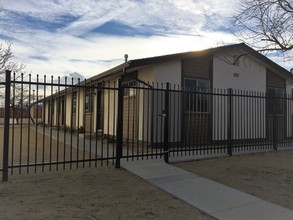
0,0,290,79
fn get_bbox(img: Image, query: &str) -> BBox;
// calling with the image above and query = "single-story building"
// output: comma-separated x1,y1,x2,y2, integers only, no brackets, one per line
43,43,293,146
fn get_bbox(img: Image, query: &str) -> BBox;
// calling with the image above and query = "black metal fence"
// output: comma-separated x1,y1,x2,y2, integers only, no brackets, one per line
123,83,293,153
1,70,293,181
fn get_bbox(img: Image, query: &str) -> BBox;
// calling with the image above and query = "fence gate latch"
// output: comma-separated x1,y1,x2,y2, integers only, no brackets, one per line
159,110,167,118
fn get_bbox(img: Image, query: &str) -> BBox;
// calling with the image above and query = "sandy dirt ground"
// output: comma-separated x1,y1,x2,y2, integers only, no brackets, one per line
2,125,293,218
0,126,213,220
0,166,213,220
176,150,293,210
0,125,103,171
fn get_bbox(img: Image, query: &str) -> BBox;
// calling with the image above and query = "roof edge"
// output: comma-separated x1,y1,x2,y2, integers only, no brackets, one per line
89,43,292,82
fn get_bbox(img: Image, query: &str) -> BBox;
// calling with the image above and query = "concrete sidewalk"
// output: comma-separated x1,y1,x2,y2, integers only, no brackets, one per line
122,159,293,220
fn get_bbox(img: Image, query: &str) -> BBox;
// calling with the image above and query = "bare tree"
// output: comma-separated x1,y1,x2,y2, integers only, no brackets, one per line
0,42,29,124
232,0,293,54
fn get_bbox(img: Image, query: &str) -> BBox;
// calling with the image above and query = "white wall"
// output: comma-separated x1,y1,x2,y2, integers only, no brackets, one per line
138,66,156,83
213,52,267,91
154,60,182,86
213,49,292,89
213,52,268,141
137,61,182,143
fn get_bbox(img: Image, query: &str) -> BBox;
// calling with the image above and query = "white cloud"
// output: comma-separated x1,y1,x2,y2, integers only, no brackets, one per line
13,31,237,80
1,0,245,79
2,0,235,35
59,0,133,36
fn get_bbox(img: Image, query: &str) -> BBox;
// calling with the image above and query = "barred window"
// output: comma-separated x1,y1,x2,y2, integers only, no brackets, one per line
57,96,64,114
50,100,54,114
47,100,54,124
123,80,137,97
72,93,77,113
85,90,94,113
184,78,210,113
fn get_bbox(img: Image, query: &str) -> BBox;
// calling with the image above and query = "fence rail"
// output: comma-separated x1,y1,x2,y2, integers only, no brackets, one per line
1,70,293,181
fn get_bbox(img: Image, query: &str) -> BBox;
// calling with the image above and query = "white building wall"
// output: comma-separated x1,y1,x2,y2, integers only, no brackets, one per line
138,67,156,83
154,60,182,85
213,53,267,91
213,53,267,141
137,61,182,143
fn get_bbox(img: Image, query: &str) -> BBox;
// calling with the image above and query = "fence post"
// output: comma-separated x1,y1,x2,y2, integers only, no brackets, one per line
3,70,11,182
115,79,124,168
227,88,233,156
273,91,277,151
163,83,170,163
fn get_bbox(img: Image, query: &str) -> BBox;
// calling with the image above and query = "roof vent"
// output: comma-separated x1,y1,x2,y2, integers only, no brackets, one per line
290,68,293,74
124,54,128,62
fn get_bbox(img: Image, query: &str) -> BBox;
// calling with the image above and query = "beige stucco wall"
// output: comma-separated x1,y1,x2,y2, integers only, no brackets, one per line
65,92,72,127
102,78,118,137
44,100,48,124
77,88,85,128
41,52,293,143
137,67,155,142
137,61,182,143
100,61,183,143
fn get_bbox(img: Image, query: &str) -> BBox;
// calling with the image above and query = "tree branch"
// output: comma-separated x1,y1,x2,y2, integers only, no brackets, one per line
278,0,293,13
232,0,293,57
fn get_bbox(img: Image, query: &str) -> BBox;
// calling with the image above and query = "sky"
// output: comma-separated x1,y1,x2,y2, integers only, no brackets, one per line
0,0,291,81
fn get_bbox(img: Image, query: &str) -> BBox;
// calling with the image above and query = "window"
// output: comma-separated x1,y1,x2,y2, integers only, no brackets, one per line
50,100,54,114
123,80,137,97
72,93,77,113
85,90,94,113
184,78,210,113
47,101,51,123
57,96,64,114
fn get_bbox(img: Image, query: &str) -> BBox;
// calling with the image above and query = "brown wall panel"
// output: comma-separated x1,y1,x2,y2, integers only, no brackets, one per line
182,56,211,79
183,114,210,144
123,97,138,141
85,113,94,132
267,69,286,89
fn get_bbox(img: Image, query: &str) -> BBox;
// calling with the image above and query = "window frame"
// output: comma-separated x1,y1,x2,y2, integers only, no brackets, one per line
72,92,77,114
123,80,137,97
85,89,94,113
184,78,210,113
